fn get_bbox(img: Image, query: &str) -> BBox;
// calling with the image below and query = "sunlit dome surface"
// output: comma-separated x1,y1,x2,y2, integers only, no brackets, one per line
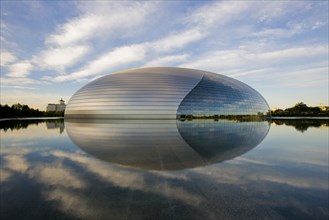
65,67,270,119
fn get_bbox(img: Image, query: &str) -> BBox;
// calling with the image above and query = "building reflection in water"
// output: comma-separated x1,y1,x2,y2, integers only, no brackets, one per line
65,119,270,170
46,120,65,134
0,119,65,134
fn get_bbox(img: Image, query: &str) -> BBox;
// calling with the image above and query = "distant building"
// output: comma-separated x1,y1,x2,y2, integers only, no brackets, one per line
47,99,66,112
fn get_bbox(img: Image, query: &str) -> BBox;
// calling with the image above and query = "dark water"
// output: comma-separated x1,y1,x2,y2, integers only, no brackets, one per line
0,118,328,220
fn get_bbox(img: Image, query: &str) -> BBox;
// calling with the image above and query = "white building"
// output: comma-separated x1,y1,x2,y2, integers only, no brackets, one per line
47,99,66,112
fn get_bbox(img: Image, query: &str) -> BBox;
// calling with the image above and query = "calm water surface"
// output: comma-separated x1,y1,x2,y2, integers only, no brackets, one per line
0,118,328,220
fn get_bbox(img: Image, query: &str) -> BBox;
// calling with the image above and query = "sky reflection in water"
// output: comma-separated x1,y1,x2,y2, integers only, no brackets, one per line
0,119,328,220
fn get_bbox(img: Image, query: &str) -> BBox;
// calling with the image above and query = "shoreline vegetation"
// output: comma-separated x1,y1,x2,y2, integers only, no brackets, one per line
0,103,64,118
270,102,329,117
0,118,64,132
1,102,328,119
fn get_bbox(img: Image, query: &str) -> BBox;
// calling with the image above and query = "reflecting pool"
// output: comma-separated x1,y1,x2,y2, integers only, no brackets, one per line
0,118,328,220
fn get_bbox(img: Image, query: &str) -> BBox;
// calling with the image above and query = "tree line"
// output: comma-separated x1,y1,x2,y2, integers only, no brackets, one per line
1,102,328,118
0,103,64,118
271,102,329,117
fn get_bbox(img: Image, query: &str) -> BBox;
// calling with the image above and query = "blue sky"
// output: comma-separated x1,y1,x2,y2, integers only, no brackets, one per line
1,1,328,110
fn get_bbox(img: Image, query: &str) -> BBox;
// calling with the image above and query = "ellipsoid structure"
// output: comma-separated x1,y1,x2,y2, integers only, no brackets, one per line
64,67,270,119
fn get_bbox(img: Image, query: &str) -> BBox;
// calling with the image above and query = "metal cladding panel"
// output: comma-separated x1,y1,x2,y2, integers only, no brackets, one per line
65,67,204,119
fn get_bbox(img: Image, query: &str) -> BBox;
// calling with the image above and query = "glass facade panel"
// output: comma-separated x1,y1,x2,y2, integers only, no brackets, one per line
177,72,270,120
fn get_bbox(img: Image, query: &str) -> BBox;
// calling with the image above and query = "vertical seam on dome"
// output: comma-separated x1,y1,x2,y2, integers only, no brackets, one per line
176,73,205,116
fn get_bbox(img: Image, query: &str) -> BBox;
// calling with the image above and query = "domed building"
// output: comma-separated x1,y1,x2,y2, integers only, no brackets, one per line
65,119,270,170
64,67,270,119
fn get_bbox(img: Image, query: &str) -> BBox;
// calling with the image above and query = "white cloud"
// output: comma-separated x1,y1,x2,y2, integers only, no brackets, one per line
181,49,246,71
0,77,40,85
144,54,189,67
46,2,157,47
48,28,206,82
182,45,328,72
33,2,159,76
276,66,329,88
251,18,327,41
253,2,288,23
0,50,16,66
37,2,167,81
6,60,33,78
251,28,301,39
50,35,326,84
85,45,146,73
34,45,90,70
185,1,315,41
260,45,327,60
151,29,206,53
187,1,249,28
311,21,327,30
0,85,37,90
46,14,102,46
51,44,147,82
